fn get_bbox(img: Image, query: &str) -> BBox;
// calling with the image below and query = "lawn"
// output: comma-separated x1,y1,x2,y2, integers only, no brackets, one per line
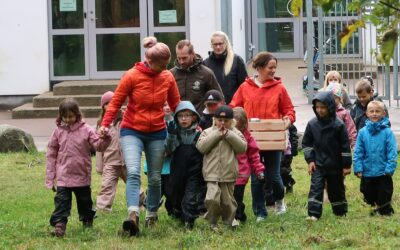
0,152,399,249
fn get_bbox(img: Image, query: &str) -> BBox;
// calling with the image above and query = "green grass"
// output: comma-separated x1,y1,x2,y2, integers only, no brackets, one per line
0,152,399,249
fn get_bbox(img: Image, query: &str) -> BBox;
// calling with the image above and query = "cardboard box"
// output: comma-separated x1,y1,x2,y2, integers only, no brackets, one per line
251,131,286,141
248,119,285,131
257,141,287,151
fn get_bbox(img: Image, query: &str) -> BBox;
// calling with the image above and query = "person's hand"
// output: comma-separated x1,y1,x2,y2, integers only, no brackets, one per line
52,180,57,192
343,168,351,177
219,125,228,137
283,116,291,130
308,162,316,175
167,122,177,135
257,172,265,181
356,172,362,178
99,126,109,138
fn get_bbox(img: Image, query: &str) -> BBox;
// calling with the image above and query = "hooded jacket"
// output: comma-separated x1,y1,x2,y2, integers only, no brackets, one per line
46,121,111,188
170,54,223,114
196,121,247,182
302,92,352,174
203,52,248,104
101,62,181,133
353,117,398,177
336,104,357,149
235,129,265,185
165,101,202,154
229,77,296,124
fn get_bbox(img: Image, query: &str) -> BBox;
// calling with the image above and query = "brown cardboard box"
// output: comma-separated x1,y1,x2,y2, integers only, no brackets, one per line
251,131,286,141
257,141,287,151
248,119,285,131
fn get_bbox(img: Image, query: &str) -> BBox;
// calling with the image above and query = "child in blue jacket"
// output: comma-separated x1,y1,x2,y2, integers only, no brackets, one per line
354,101,398,216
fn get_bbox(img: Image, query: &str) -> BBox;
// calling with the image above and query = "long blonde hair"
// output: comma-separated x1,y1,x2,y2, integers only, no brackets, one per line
211,31,234,76
323,70,342,89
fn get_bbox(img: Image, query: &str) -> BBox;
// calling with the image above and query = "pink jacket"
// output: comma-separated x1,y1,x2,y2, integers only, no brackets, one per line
46,121,111,188
235,129,265,185
336,104,357,149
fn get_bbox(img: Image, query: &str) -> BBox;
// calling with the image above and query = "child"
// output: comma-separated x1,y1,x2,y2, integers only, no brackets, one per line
302,92,352,221
325,83,357,149
96,91,126,212
233,107,264,222
280,124,299,193
351,79,388,131
199,89,225,130
354,101,397,216
196,105,247,231
165,101,203,230
143,102,174,215
46,98,111,237
320,70,352,109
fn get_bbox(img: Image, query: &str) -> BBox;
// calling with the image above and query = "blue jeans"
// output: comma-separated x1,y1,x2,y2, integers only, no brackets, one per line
120,134,165,217
251,150,284,217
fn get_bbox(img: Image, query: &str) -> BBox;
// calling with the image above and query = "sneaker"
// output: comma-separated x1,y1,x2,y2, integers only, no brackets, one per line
52,222,66,237
122,212,140,236
275,199,287,215
256,216,266,223
185,221,194,230
210,224,219,233
231,219,240,229
144,216,158,228
82,220,93,228
306,216,318,221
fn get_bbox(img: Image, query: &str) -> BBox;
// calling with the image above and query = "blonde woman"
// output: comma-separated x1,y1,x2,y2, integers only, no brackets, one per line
204,31,248,104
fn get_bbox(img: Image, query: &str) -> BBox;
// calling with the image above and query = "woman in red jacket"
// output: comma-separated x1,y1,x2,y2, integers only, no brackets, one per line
100,37,180,236
230,52,295,221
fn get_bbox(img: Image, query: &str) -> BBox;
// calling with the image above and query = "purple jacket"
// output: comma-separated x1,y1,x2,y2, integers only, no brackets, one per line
235,129,265,185
46,121,111,188
336,104,357,149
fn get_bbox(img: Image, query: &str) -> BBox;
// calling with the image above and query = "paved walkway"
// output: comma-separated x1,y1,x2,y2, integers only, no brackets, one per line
1,59,399,151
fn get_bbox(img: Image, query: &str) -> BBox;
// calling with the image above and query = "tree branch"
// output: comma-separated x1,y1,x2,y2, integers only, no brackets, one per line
379,1,400,12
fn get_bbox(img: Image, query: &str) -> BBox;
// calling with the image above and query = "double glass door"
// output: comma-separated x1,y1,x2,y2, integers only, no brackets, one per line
49,0,188,80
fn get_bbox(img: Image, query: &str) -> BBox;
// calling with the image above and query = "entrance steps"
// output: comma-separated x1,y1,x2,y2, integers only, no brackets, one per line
12,80,118,119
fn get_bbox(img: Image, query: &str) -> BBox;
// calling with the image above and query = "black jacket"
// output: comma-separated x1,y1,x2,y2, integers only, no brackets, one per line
302,91,352,174
203,52,247,104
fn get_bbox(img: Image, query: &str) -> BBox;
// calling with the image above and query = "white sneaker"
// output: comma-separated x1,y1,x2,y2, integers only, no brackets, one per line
306,216,318,221
231,219,240,228
275,199,287,215
256,216,265,223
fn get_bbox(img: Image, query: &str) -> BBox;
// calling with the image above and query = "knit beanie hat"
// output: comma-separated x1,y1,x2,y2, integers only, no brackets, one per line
325,82,342,98
101,91,114,106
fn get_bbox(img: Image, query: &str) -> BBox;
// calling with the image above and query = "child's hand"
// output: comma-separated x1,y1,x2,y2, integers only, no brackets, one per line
167,122,177,135
343,168,351,177
308,162,316,175
51,180,57,192
356,172,362,178
99,126,109,138
257,172,265,181
219,126,228,137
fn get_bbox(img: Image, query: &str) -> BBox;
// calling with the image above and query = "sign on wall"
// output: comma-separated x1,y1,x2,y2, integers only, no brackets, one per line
60,0,77,12
159,10,177,23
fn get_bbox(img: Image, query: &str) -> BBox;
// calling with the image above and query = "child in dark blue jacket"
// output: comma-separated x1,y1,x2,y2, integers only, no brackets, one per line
354,101,398,216
302,92,352,221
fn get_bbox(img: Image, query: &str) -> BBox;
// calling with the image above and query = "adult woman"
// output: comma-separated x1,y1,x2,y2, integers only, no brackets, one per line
204,31,248,105
230,52,295,221
100,37,180,236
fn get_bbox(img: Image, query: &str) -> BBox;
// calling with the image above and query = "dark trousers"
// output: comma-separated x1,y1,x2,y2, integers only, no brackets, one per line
308,168,347,218
233,185,247,222
161,174,173,215
360,175,394,215
49,186,96,226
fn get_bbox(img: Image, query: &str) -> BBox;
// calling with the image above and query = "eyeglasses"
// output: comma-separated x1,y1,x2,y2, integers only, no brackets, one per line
212,42,225,47
177,114,193,120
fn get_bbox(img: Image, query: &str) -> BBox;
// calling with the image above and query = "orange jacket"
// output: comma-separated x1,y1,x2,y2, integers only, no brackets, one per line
230,77,295,123
102,62,181,132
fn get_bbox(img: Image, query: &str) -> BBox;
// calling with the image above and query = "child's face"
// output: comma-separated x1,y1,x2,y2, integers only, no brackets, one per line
328,75,340,85
367,105,385,123
177,110,196,128
357,90,372,107
163,102,171,116
315,101,329,118
205,102,221,114
215,117,233,129
62,111,77,125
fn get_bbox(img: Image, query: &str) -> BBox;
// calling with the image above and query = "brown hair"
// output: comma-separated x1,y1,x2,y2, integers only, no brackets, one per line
252,52,277,69
176,39,194,54
233,107,248,130
355,79,372,94
97,107,122,128
142,36,171,63
56,98,82,126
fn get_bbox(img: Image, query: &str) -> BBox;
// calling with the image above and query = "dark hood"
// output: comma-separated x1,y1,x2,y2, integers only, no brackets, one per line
208,50,227,61
174,101,200,124
312,91,336,121
173,54,204,72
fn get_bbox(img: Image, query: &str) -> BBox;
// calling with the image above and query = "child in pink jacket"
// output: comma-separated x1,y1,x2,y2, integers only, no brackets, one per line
326,83,357,148
96,91,126,212
233,107,265,222
46,98,111,237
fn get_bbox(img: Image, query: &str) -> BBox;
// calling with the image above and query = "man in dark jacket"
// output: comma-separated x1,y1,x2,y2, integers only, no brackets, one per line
170,40,223,115
302,91,352,220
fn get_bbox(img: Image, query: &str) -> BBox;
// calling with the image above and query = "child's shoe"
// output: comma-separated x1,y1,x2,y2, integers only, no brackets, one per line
82,219,93,228
275,199,287,215
256,216,266,223
122,212,140,236
306,216,318,221
185,221,194,230
210,223,219,233
144,216,158,228
52,222,66,237
231,219,240,229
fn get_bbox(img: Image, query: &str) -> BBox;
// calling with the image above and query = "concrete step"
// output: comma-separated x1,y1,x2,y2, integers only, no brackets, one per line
33,92,102,108
12,103,101,119
53,80,118,95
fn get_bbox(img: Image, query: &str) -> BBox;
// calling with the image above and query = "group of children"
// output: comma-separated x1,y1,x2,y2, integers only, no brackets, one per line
45,71,397,237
